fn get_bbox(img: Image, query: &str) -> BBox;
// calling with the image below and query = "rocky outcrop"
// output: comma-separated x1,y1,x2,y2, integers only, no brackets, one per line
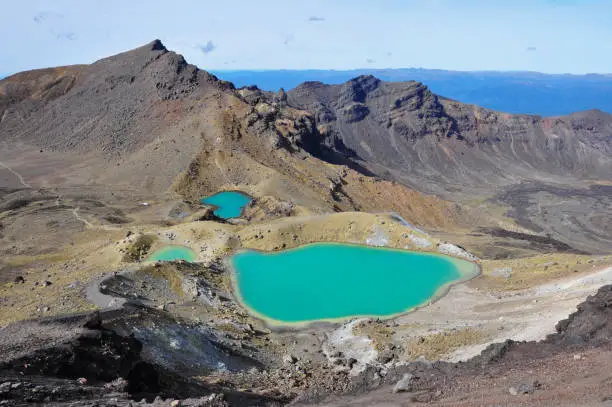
236,86,322,153
242,196,295,222
0,309,281,406
0,312,141,381
552,284,612,346
342,103,369,123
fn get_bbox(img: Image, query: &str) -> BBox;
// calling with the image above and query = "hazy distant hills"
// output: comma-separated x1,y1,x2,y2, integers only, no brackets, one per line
213,69,612,117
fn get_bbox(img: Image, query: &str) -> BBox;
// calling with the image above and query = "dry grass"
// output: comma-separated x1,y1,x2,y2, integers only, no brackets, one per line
480,253,612,291
122,234,156,262
404,327,484,360
0,226,124,326
353,320,397,351
342,171,469,231
2,251,75,268
237,212,442,255
138,263,185,298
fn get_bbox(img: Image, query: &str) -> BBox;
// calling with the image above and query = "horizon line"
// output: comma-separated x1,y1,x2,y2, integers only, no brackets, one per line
208,68,612,77
3,67,612,81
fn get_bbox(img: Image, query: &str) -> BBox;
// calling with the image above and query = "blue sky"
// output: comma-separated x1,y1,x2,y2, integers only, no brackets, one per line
1,0,611,75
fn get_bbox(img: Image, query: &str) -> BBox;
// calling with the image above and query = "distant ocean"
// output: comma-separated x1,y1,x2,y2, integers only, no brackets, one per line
212,69,612,117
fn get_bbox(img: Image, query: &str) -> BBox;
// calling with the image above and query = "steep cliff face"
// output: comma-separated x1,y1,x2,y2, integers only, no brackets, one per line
288,75,612,196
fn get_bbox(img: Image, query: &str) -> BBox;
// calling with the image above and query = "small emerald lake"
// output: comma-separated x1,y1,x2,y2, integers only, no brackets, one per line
200,191,252,219
231,243,478,325
147,246,197,262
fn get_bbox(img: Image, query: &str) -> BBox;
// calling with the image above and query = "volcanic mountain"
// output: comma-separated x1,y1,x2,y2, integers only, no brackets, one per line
287,75,612,252
0,40,470,261
287,75,612,190
1,40,611,255
1,41,452,214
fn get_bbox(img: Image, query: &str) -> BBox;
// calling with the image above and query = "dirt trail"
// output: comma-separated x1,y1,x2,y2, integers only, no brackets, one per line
85,272,127,309
0,160,32,188
71,206,94,228
55,194,91,228
53,192,119,231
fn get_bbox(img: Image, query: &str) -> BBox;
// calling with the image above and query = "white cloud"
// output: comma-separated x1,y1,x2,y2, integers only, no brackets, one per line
198,41,216,54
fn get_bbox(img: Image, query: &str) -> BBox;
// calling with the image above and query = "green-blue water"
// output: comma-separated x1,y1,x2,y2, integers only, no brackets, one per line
147,246,197,262
232,243,477,324
200,191,252,219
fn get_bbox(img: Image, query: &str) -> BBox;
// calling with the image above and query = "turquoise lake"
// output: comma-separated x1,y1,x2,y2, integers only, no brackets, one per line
147,246,197,262
200,191,252,219
232,243,478,324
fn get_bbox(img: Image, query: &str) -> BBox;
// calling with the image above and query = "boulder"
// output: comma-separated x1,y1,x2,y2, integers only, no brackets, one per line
342,103,370,123
0,382,12,394
392,373,414,393
509,380,540,396
283,354,297,364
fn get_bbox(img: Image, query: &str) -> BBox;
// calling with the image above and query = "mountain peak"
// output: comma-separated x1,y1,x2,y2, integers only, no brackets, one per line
149,39,167,52
348,74,379,83
345,74,381,89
